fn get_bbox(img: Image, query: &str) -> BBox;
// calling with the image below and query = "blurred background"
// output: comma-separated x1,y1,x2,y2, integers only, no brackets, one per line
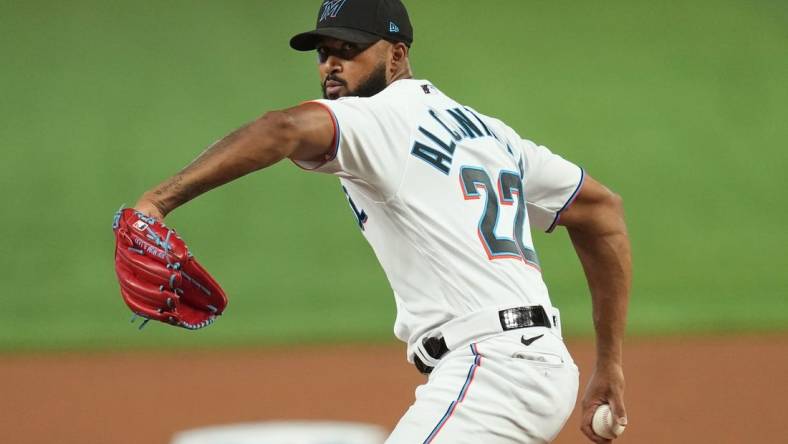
3,0,787,351
1,0,786,443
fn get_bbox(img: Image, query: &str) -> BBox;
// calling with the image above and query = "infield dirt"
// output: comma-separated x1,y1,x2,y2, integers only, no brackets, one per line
1,336,786,443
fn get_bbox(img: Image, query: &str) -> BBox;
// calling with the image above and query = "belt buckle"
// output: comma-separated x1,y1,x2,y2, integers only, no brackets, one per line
498,306,551,331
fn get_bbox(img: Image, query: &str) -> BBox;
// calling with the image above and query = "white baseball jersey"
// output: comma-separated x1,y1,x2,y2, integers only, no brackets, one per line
294,79,583,360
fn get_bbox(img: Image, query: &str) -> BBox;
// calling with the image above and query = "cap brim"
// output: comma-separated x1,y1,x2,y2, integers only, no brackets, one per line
289,27,381,51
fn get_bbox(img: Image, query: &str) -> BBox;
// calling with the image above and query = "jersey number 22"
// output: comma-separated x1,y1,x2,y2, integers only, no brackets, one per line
460,167,539,268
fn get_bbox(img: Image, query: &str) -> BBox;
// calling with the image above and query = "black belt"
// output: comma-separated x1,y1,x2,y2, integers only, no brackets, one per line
414,305,552,375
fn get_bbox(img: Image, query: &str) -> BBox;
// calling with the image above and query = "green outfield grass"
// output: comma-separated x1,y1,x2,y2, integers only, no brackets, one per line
1,0,786,351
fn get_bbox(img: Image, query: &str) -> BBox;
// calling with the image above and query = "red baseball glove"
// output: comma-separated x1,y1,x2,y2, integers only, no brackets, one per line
112,208,228,330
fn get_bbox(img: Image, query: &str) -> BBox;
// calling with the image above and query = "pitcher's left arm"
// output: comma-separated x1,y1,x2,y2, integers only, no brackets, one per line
135,103,335,218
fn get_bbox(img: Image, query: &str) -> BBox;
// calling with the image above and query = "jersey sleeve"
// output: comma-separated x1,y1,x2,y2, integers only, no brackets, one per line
520,138,585,233
291,97,406,196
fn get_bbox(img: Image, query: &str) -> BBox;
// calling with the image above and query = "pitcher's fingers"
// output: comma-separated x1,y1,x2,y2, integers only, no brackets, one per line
608,393,628,427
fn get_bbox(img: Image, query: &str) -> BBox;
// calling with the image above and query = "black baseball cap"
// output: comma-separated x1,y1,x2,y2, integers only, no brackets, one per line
290,0,413,51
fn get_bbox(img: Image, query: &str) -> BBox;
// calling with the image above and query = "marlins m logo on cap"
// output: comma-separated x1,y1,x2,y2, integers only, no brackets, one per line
319,0,349,22
290,0,413,51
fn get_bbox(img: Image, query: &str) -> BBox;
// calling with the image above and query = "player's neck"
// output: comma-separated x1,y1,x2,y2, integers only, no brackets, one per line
389,68,413,84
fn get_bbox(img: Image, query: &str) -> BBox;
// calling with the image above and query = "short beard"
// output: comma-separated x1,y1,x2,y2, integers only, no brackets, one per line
322,62,388,100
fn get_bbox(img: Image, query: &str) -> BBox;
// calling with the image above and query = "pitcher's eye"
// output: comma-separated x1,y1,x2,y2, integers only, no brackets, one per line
316,47,328,63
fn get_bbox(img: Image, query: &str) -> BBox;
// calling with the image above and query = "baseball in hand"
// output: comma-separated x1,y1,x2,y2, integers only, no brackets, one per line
592,404,626,439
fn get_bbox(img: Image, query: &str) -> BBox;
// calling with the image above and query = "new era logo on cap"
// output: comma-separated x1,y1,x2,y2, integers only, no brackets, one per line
319,0,348,22
389,21,399,33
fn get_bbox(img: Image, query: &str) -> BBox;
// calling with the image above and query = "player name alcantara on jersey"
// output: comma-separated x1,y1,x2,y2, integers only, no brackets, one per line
410,106,523,178
297,80,583,353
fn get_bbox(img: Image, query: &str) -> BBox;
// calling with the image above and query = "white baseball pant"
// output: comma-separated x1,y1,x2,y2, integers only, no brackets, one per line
386,327,578,443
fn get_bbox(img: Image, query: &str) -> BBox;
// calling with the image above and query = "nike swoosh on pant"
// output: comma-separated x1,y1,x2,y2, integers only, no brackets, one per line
521,334,544,346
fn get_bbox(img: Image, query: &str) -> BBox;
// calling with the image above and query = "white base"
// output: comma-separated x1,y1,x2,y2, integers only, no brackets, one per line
171,421,388,444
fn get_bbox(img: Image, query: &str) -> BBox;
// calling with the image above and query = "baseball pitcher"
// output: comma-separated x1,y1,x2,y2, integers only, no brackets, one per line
113,1,631,442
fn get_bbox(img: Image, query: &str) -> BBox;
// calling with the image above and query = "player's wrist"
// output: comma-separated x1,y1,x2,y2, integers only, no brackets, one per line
593,337,624,367
133,196,166,220
593,358,624,374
